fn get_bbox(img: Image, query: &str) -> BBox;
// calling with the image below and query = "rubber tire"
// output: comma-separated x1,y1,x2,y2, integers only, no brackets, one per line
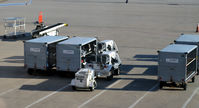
94,80,97,88
114,68,120,75
107,69,114,81
89,87,94,91
27,69,33,75
183,83,187,90
159,81,164,89
72,86,76,91
192,77,195,83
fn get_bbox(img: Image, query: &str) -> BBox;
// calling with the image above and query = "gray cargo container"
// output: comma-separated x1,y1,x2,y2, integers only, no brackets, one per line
24,36,68,74
158,44,197,90
56,36,97,72
174,34,199,71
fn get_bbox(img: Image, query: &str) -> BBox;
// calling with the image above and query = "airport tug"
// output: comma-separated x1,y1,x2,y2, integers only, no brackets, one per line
71,68,97,91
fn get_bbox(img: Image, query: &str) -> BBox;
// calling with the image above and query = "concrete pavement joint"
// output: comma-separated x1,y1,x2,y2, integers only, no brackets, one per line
182,87,199,108
0,77,39,96
24,84,69,108
128,83,159,108
78,80,121,108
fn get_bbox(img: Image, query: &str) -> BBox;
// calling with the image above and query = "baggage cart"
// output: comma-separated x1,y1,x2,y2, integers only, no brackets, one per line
158,44,198,90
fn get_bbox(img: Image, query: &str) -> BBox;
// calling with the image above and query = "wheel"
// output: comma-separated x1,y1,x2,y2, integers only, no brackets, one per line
114,68,120,75
72,86,76,90
182,83,187,90
94,80,97,88
89,86,94,91
13,36,17,39
107,74,113,81
159,81,164,89
107,69,114,81
192,77,195,83
27,69,33,75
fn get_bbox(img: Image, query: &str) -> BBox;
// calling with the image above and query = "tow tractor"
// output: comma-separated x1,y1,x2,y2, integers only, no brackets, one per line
70,68,97,91
31,22,68,38
98,40,119,53
86,51,121,80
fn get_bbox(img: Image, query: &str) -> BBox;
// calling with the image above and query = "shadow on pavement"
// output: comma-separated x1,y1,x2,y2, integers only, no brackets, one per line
133,54,158,62
0,33,32,42
120,64,157,76
2,56,24,63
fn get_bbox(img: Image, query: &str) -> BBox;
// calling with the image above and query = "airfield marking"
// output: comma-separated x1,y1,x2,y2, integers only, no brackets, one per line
128,83,159,108
78,80,121,108
182,87,199,108
24,84,69,108
0,0,32,6
0,77,39,96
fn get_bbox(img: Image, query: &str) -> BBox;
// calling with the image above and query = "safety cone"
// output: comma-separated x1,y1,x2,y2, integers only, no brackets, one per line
196,23,199,32
38,11,43,24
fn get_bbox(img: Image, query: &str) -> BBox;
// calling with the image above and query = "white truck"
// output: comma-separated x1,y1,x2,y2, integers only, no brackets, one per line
86,51,121,80
71,68,97,91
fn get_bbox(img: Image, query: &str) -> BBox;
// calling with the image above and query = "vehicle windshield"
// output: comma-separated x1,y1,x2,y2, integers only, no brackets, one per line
102,55,109,64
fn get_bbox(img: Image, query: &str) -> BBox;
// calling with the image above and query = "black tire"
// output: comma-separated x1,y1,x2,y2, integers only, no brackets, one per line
94,81,97,88
13,36,17,39
72,86,76,90
159,81,164,89
27,69,33,75
107,74,113,81
89,86,94,91
114,68,120,75
182,83,187,90
107,69,114,81
192,77,195,83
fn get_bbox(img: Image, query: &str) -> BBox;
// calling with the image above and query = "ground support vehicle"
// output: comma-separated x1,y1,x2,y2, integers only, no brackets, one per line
98,40,118,53
86,51,121,80
24,36,68,75
31,23,68,38
175,34,199,73
56,36,97,74
3,17,26,39
70,68,97,91
158,44,198,90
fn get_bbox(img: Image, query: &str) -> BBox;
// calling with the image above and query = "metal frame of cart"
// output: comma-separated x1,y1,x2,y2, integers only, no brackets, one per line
3,17,26,38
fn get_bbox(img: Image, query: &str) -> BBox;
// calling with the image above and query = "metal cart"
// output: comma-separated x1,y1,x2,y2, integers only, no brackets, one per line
24,36,68,75
174,34,199,71
158,44,198,90
3,17,26,38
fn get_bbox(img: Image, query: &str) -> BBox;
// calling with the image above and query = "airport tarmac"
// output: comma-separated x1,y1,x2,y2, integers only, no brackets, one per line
0,0,199,108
